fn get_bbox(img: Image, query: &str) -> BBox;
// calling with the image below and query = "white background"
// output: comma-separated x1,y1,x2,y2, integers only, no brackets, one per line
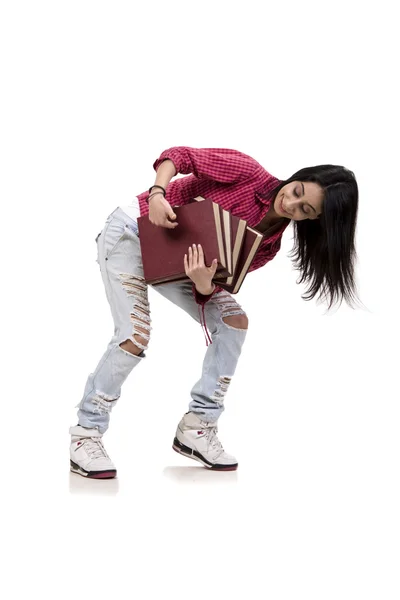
1,1,399,598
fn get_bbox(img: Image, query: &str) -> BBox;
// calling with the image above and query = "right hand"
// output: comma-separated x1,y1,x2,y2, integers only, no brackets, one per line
148,193,178,229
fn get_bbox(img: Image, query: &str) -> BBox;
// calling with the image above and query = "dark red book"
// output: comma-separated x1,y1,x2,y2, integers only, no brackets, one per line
215,226,263,294
213,211,247,285
183,197,249,288
137,198,231,285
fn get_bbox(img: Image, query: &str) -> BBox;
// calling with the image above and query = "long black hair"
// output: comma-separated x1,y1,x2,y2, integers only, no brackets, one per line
270,165,359,309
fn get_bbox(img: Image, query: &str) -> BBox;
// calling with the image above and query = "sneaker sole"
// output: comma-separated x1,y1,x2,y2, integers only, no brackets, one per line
70,460,117,479
172,437,238,471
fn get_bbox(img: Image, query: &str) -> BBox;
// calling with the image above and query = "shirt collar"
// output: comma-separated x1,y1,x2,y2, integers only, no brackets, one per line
255,176,283,207
254,190,272,207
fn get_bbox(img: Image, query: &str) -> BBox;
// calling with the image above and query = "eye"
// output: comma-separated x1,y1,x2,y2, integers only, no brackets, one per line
294,188,299,198
302,205,309,214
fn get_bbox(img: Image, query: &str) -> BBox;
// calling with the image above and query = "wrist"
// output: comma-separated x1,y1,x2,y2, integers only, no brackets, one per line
195,283,216,296
149,184,166,195
147,191,165,204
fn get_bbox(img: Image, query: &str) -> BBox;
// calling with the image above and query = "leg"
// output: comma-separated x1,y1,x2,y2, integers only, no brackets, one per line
153,281,248,421
76,209,151,434
153,281,247,470
189,298,248,421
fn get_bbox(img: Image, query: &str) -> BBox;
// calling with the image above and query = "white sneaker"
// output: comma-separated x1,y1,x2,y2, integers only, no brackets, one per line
69,425,117,479
173,412,238,471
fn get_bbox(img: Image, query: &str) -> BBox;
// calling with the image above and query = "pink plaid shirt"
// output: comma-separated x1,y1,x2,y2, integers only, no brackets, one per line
137,147,290,345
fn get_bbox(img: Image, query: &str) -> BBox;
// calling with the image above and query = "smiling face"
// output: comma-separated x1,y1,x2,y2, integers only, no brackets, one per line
273,181,324,221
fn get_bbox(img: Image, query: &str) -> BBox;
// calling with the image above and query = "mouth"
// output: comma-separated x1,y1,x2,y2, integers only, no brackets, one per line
280,198,290,216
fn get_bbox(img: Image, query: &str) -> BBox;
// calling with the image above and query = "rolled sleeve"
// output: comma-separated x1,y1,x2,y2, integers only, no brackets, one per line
153,147,259,183
153,148,182,176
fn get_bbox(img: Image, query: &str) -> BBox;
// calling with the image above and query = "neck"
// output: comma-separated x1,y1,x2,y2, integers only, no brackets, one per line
265,204,284,224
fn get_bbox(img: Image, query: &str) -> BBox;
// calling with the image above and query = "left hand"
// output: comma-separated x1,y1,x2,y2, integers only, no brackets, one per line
184,244,218,293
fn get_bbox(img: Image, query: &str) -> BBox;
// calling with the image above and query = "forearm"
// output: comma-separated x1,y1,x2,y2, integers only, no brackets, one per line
153,159,176,190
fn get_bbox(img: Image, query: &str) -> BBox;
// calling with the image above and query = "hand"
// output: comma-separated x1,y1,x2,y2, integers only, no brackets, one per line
184,244,218,293
148,193,178,229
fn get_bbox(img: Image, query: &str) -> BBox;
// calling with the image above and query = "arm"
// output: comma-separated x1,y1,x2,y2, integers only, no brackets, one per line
147,159,179,228
152,158,176,191
153,147,260,184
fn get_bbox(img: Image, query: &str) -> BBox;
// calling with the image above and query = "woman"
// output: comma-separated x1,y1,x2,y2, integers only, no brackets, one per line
69,147,359,478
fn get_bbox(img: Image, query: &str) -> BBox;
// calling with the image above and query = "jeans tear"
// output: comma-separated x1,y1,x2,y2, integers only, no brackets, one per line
214,291,244,319
211,376,232,405
92,391,119,416
119,273,151,352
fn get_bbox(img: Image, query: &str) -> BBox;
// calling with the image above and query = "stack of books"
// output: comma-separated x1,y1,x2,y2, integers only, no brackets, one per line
137,197,263,294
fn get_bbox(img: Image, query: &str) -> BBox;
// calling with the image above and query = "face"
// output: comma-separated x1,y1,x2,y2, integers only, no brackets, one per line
273,181,324,221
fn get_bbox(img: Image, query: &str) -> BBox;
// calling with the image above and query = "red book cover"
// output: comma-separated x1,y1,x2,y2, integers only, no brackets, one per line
137,199,231,285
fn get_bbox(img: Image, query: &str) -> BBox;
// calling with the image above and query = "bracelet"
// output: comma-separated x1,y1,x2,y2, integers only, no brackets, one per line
146,191,165,204
148,184,166,195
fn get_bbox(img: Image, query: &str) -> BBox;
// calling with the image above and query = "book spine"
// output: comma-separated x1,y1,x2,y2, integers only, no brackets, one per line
213,203,226,271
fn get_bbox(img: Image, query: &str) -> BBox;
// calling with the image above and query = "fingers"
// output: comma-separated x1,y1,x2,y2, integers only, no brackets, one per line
148,203,178,228
188,245,193,269
209,258,218,274
151,215,178,228
186,244,206,269
191,244,199,269
197,244,204,266
192,244,198,265
184,244,216,285
163,208,178,227
163,220,178,229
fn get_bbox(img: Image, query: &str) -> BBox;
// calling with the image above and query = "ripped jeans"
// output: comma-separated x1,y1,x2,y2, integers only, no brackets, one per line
77,207,248,434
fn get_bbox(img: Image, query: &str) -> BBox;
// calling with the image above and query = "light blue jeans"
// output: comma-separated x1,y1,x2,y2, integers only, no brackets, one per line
76,207,248,434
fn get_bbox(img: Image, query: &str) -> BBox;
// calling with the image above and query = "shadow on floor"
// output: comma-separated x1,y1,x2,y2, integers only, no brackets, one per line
68,472,120,496
163,466,238,484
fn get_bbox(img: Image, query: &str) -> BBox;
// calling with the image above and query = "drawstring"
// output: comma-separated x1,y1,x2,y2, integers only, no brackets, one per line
198,304,213,346
192,283,215,347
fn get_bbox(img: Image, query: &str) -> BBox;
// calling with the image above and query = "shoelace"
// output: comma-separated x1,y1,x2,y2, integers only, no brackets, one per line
81,437,109,460
204,426,224,455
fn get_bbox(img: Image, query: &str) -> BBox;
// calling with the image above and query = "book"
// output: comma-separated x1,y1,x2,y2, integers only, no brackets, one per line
188,197,249,286
213,211,247,284
149,197,243,288
139,195,263,294
215,226,263,294
137,198,231,285
150,222,261,295
189,197,232,280
151,205,237,288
